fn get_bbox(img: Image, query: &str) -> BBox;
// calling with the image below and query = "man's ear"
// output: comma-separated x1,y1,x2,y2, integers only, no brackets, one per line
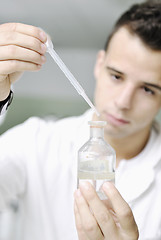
94,50,106,78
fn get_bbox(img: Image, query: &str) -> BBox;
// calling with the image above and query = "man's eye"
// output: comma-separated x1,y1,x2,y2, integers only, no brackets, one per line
111,74,121,81
143,86,155,95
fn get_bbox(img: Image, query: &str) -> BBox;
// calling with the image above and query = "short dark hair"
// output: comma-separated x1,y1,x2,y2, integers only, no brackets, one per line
104,0,161,51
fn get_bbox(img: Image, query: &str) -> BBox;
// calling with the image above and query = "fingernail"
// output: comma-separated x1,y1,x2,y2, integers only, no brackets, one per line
37,64,42,69
41,43,46,53
41,55,46,63
79,181,90,190
39,31,46,41
75,189,82,198
103,182,111,190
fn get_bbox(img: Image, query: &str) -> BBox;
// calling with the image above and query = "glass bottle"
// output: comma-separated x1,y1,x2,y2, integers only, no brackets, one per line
77,121,116,199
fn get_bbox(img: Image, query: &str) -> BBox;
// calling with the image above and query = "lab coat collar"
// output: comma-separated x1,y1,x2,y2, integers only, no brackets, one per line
116,121,161,203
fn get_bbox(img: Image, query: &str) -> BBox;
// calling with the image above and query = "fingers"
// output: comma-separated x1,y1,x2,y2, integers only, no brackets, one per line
74,188,104,240
0,61,42,75
0,23,47,99
0,23,47,43
75,182,139,240
78,182,118,239
0,23,47,77
0,45,46,63
74,201,90,240
0,32,46,55
0,23,47,56
102,182,139,238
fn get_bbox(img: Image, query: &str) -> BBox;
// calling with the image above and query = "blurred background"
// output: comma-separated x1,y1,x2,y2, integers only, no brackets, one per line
1,0,159,239
0,0,147,135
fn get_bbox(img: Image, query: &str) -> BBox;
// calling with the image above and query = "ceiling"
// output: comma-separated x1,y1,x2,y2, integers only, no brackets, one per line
1,0,144,49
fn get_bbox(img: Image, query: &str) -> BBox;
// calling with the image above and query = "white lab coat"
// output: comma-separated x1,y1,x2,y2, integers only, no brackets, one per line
0,110,161,239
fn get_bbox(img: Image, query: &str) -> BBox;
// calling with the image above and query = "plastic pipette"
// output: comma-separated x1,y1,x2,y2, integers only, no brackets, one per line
45,37,99,116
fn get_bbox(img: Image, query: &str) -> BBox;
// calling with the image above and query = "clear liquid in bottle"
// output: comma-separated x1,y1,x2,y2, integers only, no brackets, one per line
77,121,116,200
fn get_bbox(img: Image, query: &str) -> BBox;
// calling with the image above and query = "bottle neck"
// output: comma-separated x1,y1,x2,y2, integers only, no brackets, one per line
90,127,104,139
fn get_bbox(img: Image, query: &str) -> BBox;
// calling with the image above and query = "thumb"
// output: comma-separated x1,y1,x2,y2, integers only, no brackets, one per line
9,72,24,83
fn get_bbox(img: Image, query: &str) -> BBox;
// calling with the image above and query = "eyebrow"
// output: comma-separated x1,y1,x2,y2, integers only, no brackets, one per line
106,66,123,75
143,82,161,91
106,66,161,91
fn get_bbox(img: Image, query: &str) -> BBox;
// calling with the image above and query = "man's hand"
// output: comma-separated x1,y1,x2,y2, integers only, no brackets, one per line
74,182,139,240
0,22,47,100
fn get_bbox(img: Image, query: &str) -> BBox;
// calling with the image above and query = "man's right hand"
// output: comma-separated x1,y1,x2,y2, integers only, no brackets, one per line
0,22,47,100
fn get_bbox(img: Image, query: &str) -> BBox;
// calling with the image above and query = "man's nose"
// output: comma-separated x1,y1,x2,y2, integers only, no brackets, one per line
114,84,135,110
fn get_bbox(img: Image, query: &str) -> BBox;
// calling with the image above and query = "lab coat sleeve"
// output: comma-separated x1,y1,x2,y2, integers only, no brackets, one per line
0,118,41,211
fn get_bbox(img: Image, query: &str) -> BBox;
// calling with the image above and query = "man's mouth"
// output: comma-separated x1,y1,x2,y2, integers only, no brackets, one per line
103,112,130,126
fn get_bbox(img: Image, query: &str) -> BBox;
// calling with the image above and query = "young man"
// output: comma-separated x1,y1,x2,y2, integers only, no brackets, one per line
0,0,161,239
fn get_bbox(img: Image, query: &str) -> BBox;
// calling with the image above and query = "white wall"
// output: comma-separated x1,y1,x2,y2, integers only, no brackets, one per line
14,48,98,99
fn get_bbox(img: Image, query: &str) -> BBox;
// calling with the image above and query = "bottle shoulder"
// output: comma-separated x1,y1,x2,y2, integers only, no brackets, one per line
78,138,115,155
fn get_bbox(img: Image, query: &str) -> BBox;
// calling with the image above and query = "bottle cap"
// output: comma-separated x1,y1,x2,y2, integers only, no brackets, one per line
88,121,107,127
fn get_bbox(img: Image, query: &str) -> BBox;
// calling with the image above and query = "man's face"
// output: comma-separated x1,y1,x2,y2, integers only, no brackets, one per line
94,27,161,139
